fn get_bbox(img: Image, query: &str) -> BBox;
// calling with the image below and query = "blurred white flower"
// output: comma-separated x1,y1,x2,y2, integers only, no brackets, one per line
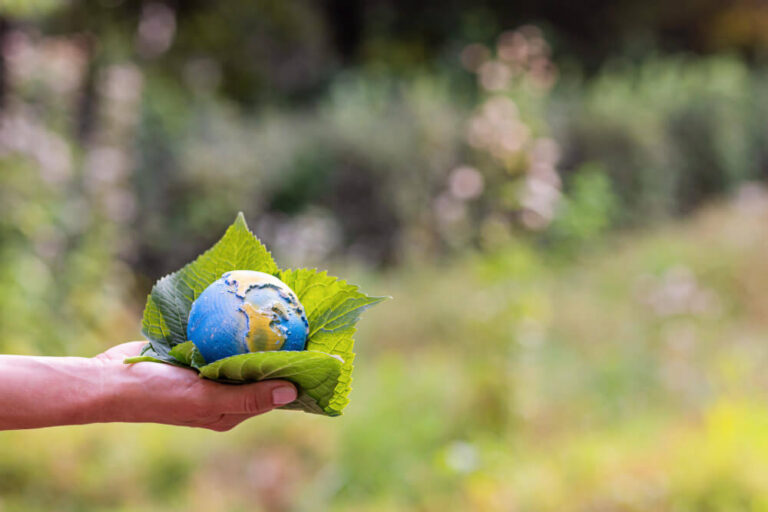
449,166,484,200
467,96,532,160
478,60,512,91
136,2,177,59
4,30,87,97
531,138,560,166
635,266,723,318
0,109,72,186
527,56,558,91
100,64,144,104
444,441,479,474
497,30,528,65
84,146,128,190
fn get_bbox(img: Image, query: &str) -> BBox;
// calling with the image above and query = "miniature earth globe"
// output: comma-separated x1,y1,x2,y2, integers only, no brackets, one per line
187,270,309,363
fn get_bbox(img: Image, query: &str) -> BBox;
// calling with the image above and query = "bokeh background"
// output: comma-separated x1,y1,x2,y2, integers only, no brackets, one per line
3,0,768,510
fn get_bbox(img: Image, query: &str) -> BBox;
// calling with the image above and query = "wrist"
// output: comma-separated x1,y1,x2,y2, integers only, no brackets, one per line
69,357,122,425
91,358,146,424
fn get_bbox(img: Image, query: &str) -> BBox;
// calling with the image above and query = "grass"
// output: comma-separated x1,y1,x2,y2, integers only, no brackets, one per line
3,193,768,511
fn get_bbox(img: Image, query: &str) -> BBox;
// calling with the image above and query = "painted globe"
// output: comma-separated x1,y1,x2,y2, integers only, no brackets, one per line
187,270,309,363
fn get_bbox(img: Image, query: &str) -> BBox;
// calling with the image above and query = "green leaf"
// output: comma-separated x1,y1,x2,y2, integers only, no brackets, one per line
279,269,387,415
142,212,277,350
169,341,206,369
129,213,386,416
125,343,190,368
199,351,344,415
140,295,175,363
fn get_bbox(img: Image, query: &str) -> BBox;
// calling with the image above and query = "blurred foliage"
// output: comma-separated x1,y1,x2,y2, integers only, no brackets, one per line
3,1,768,510
0,0,63,19
556,55,764,223
1,193,768,510
548,163,617,254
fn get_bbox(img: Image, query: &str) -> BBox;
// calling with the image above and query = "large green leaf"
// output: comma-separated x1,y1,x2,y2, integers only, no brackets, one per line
279,269,386,413
128,213,385,416
199,351,344,415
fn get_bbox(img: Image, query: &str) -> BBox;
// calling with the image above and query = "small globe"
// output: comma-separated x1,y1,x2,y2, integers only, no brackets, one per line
187,270,309,363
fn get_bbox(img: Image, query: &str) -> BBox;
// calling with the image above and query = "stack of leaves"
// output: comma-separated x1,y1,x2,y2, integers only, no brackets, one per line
125,213,386,416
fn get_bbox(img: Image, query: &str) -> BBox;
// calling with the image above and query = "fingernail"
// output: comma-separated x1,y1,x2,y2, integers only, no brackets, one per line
272,385,297,405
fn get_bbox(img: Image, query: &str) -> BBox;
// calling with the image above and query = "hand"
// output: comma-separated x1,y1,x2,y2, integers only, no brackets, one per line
93,342,298,431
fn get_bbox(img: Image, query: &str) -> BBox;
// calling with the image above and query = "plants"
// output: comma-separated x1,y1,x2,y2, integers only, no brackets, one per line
126,213,385,416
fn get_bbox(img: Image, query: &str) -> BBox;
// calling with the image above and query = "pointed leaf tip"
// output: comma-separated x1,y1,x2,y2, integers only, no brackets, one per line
234,212,249,230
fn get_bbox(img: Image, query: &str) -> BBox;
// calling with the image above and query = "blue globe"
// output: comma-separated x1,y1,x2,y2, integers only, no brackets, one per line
187,270,309,363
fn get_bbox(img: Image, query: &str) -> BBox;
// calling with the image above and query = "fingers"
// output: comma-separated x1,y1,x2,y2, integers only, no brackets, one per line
109,349,298,428
196,381,298,431
206,381,297,432
211,380,298,415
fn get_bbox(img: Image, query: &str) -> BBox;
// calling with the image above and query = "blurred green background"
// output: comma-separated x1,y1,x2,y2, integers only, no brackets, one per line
3,0,768,510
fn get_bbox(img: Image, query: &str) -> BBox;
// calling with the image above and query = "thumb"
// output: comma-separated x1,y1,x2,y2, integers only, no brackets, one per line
219,380,298,415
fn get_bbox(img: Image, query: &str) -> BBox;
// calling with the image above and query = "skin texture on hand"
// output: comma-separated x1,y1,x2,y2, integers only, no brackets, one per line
0,342,297,432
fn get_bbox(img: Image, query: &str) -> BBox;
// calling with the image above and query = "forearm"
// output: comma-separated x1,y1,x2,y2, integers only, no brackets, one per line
0,355,199,428
0,343,297,431
0,355,108,430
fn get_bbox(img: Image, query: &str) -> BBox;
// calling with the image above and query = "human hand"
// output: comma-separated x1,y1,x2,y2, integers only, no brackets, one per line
93,342,298,431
